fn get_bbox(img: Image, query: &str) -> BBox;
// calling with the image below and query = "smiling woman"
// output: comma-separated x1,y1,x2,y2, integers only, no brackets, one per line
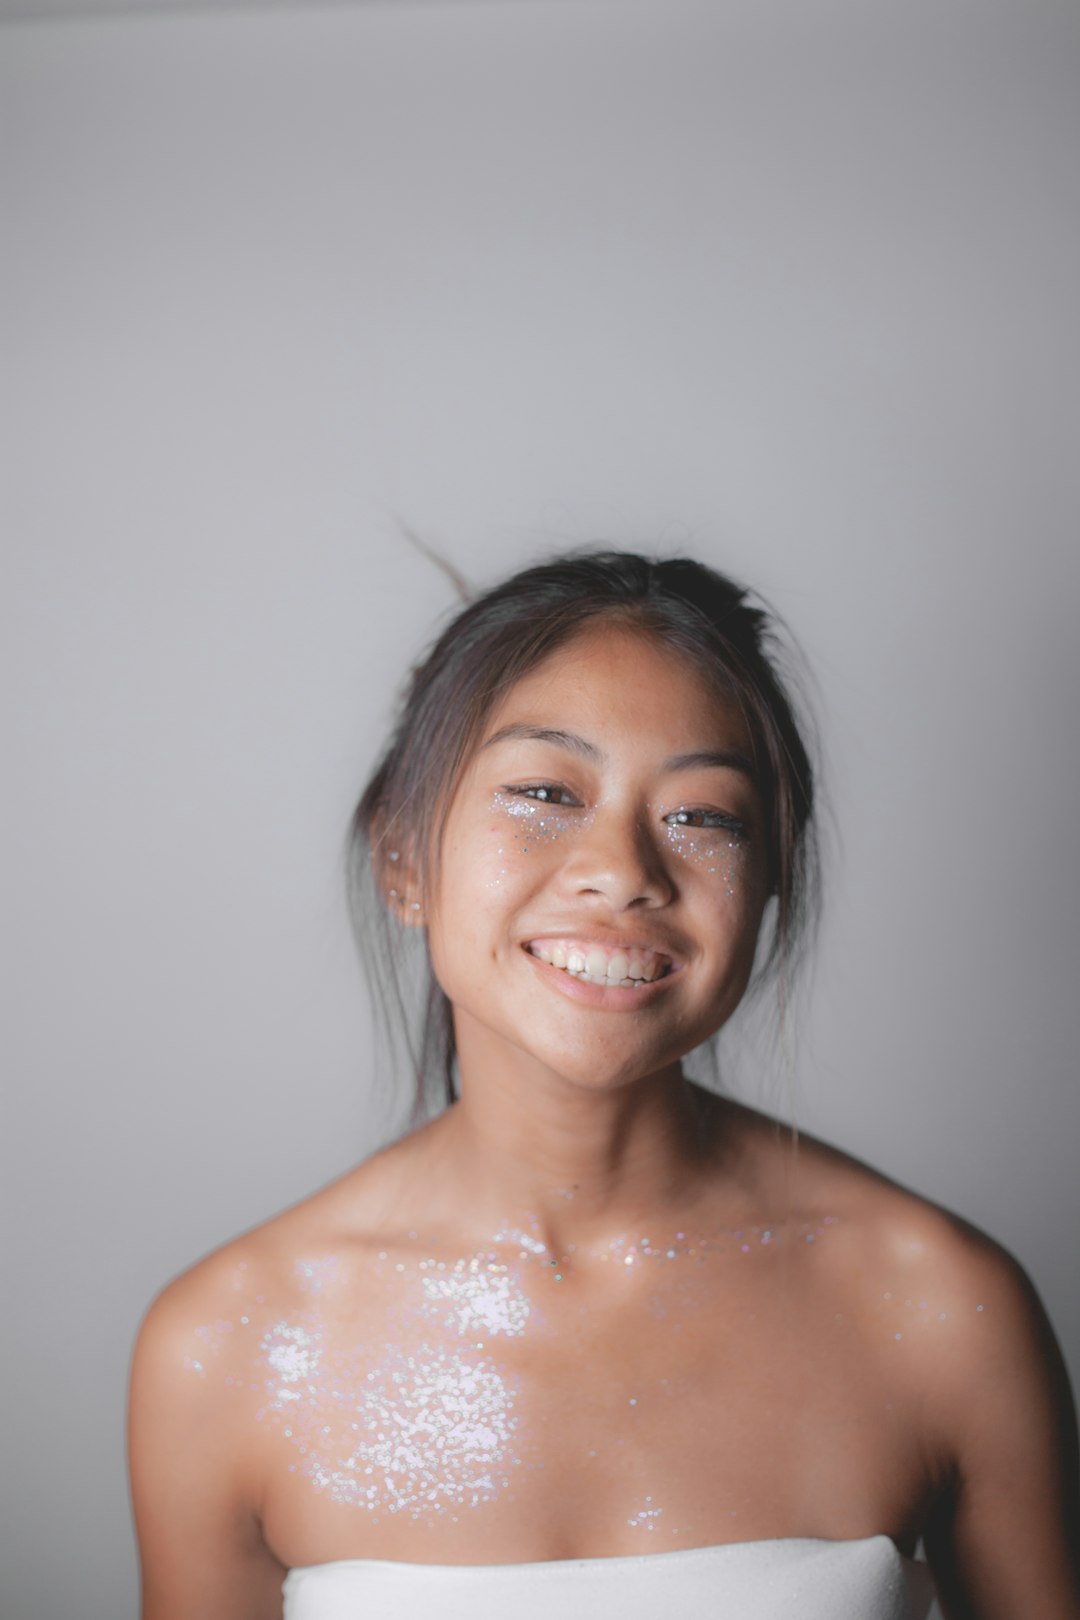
128,552,1080,1620
348,552,816,1115
423,626,773,1096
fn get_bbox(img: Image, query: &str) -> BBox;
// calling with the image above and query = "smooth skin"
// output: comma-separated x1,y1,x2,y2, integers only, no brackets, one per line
129,624,1080,1619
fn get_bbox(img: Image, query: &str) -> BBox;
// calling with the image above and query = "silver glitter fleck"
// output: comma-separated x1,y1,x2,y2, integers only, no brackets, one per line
421,1257,530,1338
663,821,742,896
627,1496,663,1531
295,1257,339,1296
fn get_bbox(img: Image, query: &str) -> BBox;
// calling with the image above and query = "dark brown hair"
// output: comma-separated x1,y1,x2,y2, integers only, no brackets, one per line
347,549,819,1118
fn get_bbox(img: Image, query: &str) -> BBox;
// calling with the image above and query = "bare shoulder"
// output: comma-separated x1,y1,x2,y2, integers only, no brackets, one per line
133,1132,414,1382
128,1136,426,1619
131,1116,436,1408
132,1231,277,1411
128,1222,298,1526
731,1098,1071,1389
128,1233,289,1618
724,1099,1080,1608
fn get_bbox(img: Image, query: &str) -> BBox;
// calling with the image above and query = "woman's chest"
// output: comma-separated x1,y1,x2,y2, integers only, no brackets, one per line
249,1256,932,1568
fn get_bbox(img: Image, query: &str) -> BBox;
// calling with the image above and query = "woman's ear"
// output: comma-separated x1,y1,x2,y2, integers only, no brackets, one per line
372,833,426,927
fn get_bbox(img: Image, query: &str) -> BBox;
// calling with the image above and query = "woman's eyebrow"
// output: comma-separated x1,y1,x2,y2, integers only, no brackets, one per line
664,748,757,781
479,725,756,781
480,724,602,761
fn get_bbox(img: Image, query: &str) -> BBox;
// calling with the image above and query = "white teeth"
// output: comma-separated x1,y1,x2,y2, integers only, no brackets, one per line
528,941,671,988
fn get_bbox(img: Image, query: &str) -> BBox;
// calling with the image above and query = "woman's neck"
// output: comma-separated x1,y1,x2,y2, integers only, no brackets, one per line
414,1050,728,1261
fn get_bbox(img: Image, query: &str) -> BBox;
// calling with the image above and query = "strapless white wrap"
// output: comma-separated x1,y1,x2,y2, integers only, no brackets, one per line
283,1535,937,1618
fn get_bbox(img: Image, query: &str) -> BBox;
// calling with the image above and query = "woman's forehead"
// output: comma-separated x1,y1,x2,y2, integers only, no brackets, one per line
479,622,752,752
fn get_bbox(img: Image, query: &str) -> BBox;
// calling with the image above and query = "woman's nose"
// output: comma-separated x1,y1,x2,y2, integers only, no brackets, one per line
560,808,674,911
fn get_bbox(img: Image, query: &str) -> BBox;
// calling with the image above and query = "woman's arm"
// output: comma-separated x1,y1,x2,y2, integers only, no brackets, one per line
925,1244,1080,1619
128,1278,286,1620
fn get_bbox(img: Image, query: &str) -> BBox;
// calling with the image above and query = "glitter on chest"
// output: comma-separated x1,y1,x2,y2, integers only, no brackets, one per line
253,1248,529,1521
205,1219,846,1521
295,1256,339,1296
262,1321,323,1396
419,1255,531,1338
259,1324,519,1520
627,1495,663,1531
323,1345,516,1516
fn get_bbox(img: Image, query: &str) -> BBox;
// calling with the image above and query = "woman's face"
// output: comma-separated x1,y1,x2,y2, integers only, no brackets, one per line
424,621,771,1093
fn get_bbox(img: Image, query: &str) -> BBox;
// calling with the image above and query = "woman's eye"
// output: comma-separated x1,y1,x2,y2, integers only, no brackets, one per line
509,783,582,808
664,808,746,836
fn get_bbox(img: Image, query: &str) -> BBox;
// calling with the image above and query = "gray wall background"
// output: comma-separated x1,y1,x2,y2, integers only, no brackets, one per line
2,2,1078,1616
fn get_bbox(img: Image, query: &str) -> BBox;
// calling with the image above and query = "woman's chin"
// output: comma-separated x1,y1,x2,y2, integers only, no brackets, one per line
515,1046,689,1097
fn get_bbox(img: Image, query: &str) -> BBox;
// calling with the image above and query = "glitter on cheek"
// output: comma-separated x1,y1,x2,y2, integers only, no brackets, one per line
485,845,509,891
488,791,588,857
662,821,745,898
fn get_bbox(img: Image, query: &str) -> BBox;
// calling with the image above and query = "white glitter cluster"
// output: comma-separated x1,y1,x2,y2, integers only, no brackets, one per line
489,791,587,851
491,791,566,832
262,1320,323,1400
255,1308,519,1523
311,1344,518,1517
493,1226,548,1256
421,1257,531,1338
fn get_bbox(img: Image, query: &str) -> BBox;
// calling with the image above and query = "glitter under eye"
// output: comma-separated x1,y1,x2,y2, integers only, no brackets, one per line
489,790,588,854
662,819,744,896
495,792,554,820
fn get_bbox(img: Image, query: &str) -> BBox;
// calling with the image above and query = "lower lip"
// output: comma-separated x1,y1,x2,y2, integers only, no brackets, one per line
522,948,680,1007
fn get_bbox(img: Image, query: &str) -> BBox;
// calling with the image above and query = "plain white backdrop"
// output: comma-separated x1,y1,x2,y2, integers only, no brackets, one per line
3,2,1078,1615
